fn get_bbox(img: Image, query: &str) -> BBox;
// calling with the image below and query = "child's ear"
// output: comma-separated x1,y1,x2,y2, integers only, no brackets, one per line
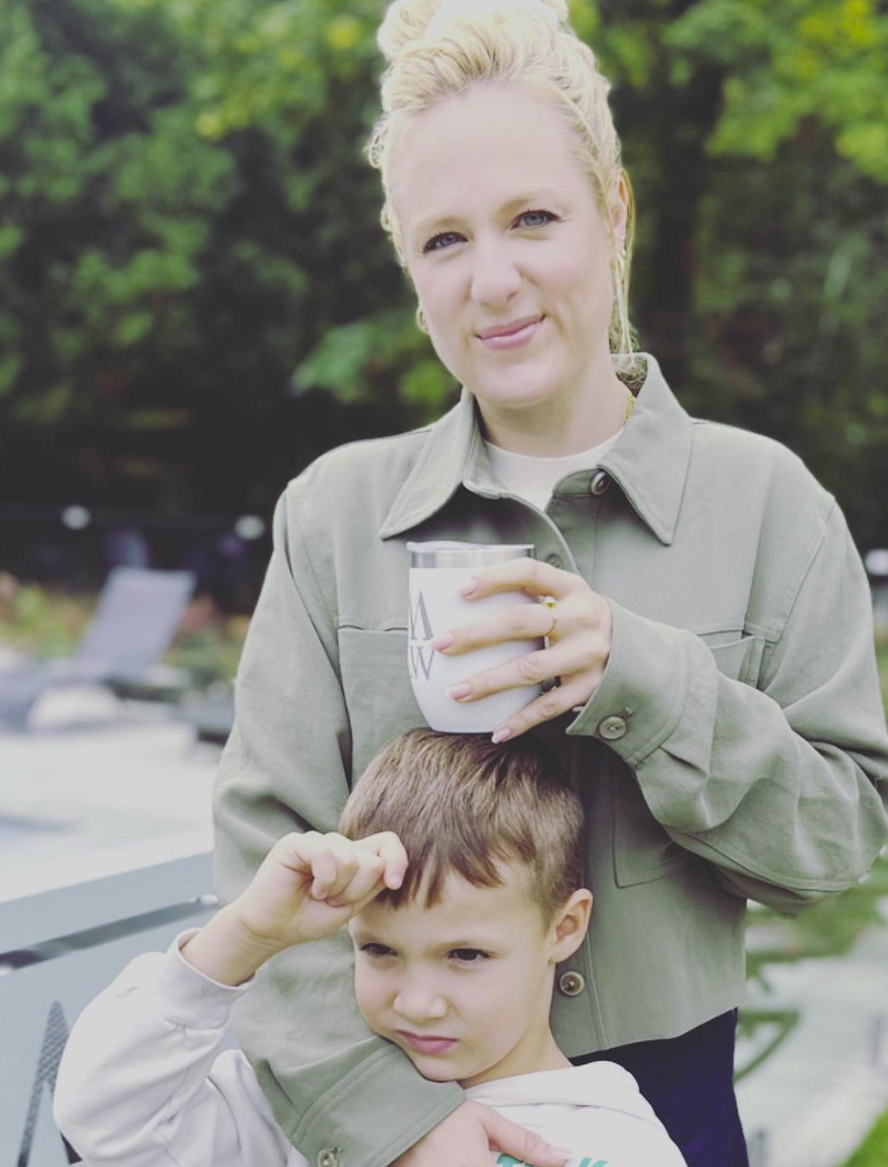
549,889,593,963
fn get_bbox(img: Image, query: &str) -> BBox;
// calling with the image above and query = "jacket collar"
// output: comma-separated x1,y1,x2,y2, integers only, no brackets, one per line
378,353,692,546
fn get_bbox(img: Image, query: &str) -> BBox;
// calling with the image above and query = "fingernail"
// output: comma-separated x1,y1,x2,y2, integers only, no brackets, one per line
447,683,471,701
491,726,512,744
458,576,478,597
431,632,454,651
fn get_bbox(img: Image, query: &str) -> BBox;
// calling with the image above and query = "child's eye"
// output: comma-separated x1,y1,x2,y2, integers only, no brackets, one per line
515,209,558,229
423,231,464,253
449,948,489,964
359,943,395,958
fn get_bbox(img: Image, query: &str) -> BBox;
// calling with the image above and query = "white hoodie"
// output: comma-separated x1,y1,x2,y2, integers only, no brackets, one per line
54,935,686,1167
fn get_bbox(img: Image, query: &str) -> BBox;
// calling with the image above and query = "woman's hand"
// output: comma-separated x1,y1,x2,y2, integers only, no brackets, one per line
393,1101,569,1167
431,558,612,741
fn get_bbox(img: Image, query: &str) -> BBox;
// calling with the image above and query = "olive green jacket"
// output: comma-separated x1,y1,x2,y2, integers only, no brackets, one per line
214,355,888,1167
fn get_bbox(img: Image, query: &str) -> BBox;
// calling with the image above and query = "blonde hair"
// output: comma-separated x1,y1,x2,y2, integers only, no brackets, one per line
367,0,636,363
339,728,585,921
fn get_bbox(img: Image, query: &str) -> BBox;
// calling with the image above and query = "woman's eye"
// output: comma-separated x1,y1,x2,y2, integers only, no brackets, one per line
449,948,489,964
360,943,394,958
423,231,464,253
516,209,557,229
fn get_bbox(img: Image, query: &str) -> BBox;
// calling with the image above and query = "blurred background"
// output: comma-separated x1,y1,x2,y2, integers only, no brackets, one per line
1,1,887,1165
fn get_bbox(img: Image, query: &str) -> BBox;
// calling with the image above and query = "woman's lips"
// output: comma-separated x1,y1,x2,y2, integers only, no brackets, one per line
477,316,543,350
397,1030,458,1056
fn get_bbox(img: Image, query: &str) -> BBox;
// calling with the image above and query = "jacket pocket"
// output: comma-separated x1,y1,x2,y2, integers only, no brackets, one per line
338,626,424,781
697,628,766,686
613,771,693,887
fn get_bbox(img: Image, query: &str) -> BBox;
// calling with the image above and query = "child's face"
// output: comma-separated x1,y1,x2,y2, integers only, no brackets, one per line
348,862,588,1087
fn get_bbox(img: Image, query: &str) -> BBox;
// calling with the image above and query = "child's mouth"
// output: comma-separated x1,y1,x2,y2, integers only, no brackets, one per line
396,1030,458,1056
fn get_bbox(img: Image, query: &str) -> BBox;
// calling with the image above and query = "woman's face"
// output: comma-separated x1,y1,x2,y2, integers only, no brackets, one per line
391,82,624,426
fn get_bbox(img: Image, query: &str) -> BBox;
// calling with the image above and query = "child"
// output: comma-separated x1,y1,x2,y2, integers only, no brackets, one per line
54,730,686,1166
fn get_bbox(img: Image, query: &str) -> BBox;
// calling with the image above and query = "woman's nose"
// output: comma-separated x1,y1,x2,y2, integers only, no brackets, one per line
470,241,522,307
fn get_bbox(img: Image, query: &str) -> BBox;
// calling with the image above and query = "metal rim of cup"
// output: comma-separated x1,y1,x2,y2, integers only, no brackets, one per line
407,541,535,568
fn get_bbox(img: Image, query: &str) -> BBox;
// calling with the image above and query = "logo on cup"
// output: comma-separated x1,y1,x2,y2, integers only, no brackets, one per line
408,590,436,682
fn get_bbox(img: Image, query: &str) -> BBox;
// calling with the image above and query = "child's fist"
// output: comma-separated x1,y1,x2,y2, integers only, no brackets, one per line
181,831,407,985
235,830,408,948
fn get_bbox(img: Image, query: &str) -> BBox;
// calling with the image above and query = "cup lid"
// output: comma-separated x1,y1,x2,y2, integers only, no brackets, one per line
407,541,534,567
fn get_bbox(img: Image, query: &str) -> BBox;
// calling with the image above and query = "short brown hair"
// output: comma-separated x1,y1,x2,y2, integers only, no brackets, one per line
339,728,585,919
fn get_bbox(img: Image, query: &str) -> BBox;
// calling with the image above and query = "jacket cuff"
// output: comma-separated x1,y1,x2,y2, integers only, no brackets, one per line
152,930,253,1029
291,1043,464,1167
566,600,692,766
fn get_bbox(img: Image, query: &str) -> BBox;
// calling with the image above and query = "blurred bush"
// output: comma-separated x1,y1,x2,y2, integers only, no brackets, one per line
0,574,247,684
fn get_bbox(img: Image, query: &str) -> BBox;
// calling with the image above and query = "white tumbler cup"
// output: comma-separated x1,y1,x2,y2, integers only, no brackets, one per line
407,541,542,733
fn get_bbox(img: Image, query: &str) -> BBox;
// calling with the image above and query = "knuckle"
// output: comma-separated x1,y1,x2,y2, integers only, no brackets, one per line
539,693,562,719
517,654,544,683
507,607,528,634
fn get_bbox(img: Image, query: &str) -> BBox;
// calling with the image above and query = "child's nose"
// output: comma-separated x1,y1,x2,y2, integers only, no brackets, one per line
393,981,448,1023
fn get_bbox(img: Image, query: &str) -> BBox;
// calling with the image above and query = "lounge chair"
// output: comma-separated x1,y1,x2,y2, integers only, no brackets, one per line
180,688,236,746
0,567,196,729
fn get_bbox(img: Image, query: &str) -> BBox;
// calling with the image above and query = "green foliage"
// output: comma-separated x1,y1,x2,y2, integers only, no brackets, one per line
666,0,888,181
0,582,92,657
293,308,457,415
840,1107,888,1167
0,577,248,681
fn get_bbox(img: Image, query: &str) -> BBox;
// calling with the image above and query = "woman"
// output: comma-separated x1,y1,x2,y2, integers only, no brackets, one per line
214,2,888,1166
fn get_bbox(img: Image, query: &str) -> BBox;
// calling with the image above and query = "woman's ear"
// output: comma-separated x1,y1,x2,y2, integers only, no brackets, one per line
549,889,593,963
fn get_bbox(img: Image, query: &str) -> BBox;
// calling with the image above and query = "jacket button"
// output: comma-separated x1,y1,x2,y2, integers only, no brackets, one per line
558,971,586,997
590,470,610,496
317,1151,339,1167
598,714,628,741
546,553,564,569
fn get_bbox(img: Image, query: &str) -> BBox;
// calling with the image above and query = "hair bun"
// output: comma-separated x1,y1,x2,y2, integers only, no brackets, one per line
377,0,569,63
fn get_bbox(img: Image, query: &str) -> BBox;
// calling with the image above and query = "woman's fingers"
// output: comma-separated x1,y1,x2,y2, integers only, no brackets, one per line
446,630,605,701
489,677,595,742
432,599,556,655
457,557,576,601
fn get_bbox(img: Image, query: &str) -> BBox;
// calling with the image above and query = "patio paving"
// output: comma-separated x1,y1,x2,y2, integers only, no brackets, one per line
0,685,216,903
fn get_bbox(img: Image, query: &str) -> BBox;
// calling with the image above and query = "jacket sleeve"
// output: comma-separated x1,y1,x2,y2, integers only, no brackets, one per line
53,943,294,1167
568,497,888,913
213,486,464,1167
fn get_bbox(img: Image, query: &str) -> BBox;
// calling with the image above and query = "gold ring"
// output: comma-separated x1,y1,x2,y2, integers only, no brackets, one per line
542,595,557,638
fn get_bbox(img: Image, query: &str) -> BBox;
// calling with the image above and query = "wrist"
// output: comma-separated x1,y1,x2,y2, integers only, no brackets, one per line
180,904,286,986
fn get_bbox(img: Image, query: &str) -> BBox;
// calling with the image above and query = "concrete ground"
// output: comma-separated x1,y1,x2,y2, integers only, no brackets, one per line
2,682,887,1166
738,919,888,1167
0,685,215,903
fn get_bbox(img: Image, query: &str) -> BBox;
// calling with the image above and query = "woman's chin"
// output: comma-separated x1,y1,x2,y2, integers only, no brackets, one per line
468,374,566,416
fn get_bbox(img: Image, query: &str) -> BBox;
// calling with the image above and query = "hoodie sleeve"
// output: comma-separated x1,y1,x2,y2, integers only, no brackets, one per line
54,936,297,1167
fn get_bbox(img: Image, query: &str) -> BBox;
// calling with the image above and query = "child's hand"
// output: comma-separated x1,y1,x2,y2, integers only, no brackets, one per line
234,830,407,948
181,831,407,985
